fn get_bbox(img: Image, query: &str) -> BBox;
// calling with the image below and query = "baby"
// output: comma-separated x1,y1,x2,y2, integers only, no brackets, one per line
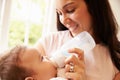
0,45,67,80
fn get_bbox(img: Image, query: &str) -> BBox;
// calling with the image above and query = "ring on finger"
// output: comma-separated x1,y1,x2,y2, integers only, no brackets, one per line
69,62,74,72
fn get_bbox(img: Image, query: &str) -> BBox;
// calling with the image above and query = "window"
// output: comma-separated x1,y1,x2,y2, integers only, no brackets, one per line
0,0,56,53
8,0,46,46
0,0,3,20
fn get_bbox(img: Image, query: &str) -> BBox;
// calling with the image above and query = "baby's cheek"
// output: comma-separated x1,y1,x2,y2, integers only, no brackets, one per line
46,63,57,76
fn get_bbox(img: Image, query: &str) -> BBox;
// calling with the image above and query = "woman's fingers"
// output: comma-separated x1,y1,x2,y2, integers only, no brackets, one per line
65,70,86,80
65,62,85,73
65,55,85,69
65,72,81,80
68,48,84,61
64,48,86,80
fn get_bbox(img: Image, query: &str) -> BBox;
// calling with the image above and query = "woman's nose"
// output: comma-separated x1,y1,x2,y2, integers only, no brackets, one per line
60,14,72,25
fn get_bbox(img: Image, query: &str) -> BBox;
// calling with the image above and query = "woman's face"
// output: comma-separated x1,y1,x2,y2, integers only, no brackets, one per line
56,0,93,36
19,47,57,80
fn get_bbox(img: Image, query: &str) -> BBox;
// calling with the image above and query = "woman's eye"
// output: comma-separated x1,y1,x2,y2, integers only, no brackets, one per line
67,8,75,13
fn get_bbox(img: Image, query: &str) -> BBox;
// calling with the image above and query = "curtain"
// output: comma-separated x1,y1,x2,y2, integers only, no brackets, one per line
42,0,57,37
0,0,12,53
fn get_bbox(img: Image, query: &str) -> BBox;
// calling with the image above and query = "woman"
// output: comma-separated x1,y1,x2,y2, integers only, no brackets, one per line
35,0,120,80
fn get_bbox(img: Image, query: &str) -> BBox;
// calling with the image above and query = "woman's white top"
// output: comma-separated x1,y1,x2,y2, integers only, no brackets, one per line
36,30,119,80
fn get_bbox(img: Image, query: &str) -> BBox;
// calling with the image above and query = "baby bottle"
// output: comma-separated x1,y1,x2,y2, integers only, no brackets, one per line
50,31,96,68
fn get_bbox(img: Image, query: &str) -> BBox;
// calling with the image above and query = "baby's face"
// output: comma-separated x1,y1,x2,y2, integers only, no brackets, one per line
19,47,57,80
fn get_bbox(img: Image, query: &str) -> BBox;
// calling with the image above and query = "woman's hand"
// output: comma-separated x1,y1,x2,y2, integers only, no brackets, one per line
65,48,86,80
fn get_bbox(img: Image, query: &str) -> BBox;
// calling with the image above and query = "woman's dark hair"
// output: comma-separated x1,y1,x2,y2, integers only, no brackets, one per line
0,46,35,80
57,0,120,70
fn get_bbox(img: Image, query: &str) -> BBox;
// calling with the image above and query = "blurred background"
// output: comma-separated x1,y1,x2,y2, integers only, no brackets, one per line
0,0,120,53
0,0,56,52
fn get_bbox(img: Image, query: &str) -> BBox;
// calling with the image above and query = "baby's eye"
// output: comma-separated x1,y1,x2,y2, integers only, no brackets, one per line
39,54,44,62
41,56,43,61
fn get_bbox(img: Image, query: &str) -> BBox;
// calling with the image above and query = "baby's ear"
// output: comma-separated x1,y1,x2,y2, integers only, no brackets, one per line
25,77,34,80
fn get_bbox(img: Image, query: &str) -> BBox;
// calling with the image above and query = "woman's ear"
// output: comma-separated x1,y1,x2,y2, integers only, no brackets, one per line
25,77,34,80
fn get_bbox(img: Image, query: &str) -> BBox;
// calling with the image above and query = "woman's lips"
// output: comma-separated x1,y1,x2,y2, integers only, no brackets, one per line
68,24,78,32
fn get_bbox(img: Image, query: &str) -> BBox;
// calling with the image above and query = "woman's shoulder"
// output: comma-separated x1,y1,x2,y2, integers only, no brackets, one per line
36,30,72,57
37,30,72,47
50,30,70,37
42,30,71,40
